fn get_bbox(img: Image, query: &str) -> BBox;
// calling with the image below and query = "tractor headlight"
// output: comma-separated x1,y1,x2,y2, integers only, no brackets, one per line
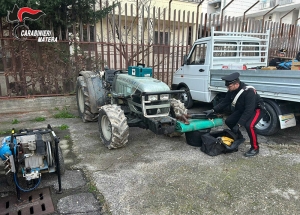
160,94,169,100
148,95,158,101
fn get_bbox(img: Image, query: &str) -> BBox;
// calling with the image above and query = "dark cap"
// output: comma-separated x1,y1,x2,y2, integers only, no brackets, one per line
221,72,240,86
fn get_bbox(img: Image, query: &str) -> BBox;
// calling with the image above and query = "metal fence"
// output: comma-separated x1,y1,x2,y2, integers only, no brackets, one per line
0,3,300,97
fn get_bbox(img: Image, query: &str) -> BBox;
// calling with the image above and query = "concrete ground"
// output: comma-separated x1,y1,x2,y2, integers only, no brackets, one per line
0,98,300,215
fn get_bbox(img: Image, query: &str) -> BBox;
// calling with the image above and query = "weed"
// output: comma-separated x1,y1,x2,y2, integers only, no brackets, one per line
34,117,46,122
12,119,19,124
53,107,76,119
0,130,11,135
88,182,98,193
64,135,71,139
59,124,69,130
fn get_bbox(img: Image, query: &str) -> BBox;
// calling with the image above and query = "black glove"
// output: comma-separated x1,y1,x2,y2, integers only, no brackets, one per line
232,124,239,134
203,109,214,117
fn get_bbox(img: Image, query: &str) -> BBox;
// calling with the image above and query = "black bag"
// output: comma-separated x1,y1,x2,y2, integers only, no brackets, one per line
185,128,211,147
200,129,245,156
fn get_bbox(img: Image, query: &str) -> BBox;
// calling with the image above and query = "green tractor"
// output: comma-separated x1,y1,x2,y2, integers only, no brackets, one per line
76,64,187,149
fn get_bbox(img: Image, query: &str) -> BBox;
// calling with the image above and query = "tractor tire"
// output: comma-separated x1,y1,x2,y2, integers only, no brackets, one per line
76,76,98,122
98,105,129,149
167,99,188,137
178,86,194,109
255,103,280,136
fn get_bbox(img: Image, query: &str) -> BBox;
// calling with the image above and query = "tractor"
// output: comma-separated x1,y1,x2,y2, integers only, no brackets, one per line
76,64,188,149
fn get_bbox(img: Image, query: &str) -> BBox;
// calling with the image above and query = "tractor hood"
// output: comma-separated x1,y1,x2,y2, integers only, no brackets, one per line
115,74,170,96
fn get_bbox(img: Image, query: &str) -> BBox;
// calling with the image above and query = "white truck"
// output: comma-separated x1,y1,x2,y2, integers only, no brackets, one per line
172,28,300,136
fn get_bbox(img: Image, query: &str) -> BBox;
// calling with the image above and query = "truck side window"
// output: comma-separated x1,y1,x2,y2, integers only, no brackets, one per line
189,43,207,65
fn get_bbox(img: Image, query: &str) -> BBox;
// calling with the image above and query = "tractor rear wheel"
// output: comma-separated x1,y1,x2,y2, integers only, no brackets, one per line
167,99,188,137
76,76,98,122
98,105,129,149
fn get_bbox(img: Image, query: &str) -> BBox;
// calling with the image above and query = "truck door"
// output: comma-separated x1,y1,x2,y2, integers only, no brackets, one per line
183,42,210,102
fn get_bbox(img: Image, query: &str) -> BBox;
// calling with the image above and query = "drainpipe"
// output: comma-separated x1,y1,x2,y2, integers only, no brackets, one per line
242,1,259,32
280,8,296,26
262,4,279,31
220,0,234,31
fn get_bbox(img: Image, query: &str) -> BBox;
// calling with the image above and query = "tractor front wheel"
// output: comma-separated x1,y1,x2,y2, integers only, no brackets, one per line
98,105,129,149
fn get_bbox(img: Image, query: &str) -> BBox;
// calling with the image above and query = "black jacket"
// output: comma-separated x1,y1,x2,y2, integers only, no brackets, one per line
269,58,282,66
213,82,262,126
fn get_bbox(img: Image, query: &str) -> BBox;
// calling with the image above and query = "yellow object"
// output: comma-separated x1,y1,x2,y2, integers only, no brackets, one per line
221,136,234,146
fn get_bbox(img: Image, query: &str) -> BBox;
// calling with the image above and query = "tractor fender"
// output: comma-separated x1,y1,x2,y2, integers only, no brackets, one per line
78,71,106,113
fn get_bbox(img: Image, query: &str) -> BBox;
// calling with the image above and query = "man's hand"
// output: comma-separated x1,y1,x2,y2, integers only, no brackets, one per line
232,124,240,134
203,109,214,117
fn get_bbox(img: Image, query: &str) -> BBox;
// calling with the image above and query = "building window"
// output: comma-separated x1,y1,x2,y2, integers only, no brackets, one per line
153,31,170,54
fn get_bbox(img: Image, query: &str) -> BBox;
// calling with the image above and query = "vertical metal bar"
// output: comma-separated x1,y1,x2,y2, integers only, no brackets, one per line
131,4,134,66
136,1,139,64
125,3,128,68
208,13,211,36
141,5,145,66
152,7,156,78
118,3,122,69
181,10,185,61
162,8,166,83
112,6,117,69
167,2,172,85
176,10,180,70
171,9,176,84
106,0,111,68
223,15,227,32
100,0,105,70
147,6,150,67
157,7,161,80
199,12,203,38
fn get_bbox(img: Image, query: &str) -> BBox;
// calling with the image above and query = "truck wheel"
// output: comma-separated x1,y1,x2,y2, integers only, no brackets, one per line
179,87,193,109
255,103,280,136
76,76,98,122
98,105,129,149
167,99,187,137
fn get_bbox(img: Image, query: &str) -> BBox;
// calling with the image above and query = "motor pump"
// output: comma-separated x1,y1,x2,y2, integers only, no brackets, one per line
0,124,64,200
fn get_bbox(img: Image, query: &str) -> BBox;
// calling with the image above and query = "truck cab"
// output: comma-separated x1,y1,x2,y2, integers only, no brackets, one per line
172,27,269,108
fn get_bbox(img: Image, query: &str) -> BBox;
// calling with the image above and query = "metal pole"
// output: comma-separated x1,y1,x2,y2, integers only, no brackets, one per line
242,0,259,32
280,8,296,25
262,4,279,31
221,0,234,31
196,0,204,39
296,17,300,26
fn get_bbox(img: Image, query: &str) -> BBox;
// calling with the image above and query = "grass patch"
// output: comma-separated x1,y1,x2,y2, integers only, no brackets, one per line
53,107,76,119
33,117,46,122
88,182,98,193
0,130,11,135
12,119,19,124
64,134,71,139
59,124,69,130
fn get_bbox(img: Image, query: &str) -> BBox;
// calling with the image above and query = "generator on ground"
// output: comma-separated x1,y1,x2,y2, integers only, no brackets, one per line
0,124,64,200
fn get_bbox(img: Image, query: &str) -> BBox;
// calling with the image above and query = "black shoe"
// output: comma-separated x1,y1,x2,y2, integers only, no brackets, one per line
244,148,259,157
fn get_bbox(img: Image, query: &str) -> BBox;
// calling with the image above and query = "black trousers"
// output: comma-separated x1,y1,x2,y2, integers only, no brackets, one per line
225,109,266,150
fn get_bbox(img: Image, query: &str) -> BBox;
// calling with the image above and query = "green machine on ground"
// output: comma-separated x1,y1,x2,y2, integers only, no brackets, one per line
76,64,223,149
